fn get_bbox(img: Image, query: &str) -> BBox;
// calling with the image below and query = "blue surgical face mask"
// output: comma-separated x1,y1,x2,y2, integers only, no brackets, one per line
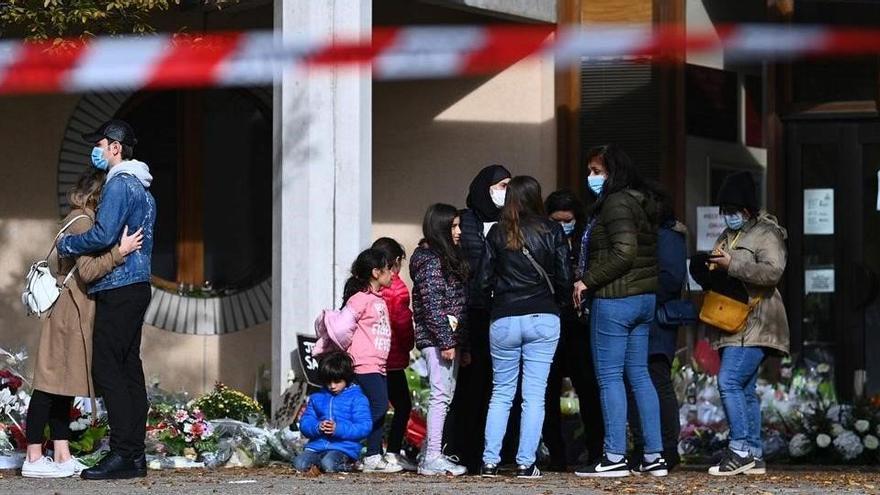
561,220,576,236
91,146,109,171
588,175,606,196
723,212,745,231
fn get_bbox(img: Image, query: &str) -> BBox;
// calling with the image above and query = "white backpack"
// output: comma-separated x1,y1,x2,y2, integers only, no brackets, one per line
21,215,89,318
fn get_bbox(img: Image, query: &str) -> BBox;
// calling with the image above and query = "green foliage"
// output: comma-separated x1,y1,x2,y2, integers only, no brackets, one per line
0,0,237,40
190,382,266,423
69,424,109,455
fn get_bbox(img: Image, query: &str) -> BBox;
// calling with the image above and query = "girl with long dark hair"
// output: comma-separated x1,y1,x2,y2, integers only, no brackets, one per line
477,176,572,479
572,144,667,478
337,248,401,473
410,204,469,476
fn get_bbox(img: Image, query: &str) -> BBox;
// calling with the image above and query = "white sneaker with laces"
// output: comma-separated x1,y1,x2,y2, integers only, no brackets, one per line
57,457,89,477
21,456,70,479
362,454,403,473
418,454,467,476
384,452,417,472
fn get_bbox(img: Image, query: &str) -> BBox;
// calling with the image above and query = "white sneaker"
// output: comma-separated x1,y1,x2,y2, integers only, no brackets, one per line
57,457,89,477
362,454,403,473
21,456,71,478
384,452,417,472
418,454,467,476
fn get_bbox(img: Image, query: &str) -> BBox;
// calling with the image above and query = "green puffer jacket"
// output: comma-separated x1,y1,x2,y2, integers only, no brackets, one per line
583,189,658,299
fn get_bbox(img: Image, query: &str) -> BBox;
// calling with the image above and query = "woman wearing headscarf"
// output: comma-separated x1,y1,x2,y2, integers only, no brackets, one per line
445,164,511,473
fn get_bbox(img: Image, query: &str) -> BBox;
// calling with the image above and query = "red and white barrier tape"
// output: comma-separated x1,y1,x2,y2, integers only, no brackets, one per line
1,24,880,94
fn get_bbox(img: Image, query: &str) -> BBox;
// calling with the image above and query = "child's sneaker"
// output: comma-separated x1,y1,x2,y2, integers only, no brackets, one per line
362,454,403,473
21,457,70,478
418,454,467,476
745,457,766,475
631,457,669,477
574,454,630,478
708,448,755,476
384,452,417,472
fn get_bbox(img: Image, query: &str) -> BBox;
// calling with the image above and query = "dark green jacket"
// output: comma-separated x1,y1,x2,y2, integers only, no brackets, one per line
583,189,658,298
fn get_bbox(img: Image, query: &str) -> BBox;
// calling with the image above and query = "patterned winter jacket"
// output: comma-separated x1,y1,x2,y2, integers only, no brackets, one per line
410,243,468,351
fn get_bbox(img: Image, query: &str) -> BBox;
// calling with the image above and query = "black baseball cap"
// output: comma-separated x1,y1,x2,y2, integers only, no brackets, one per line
82,119,138,146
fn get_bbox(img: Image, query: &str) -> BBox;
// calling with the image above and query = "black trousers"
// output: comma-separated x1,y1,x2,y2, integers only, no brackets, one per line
543,313,604,467
92,282,151,460
25,390,74,444
386,369,411,453
444,308,493,473
627,354,681,467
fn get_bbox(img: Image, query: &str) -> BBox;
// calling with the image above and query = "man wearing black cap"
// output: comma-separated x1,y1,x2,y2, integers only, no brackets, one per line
57,119,156,480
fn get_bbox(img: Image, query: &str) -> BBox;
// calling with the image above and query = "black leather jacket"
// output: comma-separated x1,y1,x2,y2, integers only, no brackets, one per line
477,216,573,320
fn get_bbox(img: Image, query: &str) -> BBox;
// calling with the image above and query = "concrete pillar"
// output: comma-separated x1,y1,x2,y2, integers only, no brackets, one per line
272,0,372,407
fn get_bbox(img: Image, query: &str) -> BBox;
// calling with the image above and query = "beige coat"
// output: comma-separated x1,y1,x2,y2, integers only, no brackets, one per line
32,209,124,397
712,213,790,355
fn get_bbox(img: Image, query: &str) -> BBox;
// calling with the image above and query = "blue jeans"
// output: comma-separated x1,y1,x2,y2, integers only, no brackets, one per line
292,449,352,473
483,313,559,466
591,294,662,456
355,373,388,457
718,346,765,458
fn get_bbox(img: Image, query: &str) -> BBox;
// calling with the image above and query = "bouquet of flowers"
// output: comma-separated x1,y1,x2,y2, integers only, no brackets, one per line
152,408,217,458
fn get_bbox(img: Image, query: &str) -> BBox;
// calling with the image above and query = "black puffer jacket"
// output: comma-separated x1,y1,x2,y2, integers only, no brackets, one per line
582,189,658,299
478,216,572,321
459,209,488,308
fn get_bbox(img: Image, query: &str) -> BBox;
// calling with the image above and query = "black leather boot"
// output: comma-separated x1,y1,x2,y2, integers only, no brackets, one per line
132,453,148,477
81,452,138,480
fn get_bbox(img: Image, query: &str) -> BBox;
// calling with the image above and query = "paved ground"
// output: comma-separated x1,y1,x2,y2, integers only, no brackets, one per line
1,465,879,495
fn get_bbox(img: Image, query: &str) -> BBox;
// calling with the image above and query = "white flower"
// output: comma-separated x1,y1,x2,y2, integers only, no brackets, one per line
816,434,832,448
826,405,841,421
816,363,831,374
864,435,879,450
855,420,870,433
834,431,865,460
788,433,813,458
831,423,846,438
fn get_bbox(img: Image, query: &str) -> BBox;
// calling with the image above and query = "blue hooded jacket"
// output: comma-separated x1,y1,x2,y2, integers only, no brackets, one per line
299,383,372,460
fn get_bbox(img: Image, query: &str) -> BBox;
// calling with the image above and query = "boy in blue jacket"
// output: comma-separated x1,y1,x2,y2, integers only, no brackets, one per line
294,352,372,473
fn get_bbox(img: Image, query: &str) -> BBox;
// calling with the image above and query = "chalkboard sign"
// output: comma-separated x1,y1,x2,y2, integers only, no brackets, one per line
296,335,321,387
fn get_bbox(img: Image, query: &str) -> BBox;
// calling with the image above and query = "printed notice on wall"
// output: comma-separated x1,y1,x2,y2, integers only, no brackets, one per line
804,189,834,235
697,206,726,252
805,268,835,294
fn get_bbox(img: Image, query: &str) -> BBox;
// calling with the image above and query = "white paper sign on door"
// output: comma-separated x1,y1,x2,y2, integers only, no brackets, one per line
804,189,834,235
805,268,835,294
697,206,726,252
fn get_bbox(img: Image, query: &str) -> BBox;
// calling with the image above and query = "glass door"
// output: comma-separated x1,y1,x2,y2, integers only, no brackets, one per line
786,121,880,400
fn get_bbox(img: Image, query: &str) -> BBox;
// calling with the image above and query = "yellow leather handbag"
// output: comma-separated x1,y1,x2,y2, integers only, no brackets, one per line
698,232,759,334
699,290,754,334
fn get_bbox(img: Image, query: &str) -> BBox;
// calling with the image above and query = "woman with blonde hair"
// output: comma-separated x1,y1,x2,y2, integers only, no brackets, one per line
22,169,143,478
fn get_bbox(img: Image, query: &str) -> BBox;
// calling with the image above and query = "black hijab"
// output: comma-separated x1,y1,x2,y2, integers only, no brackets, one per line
465,164,511,222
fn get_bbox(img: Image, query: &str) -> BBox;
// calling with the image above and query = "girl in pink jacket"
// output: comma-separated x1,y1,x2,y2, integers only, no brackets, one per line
372,237,416,471
338,248,402,473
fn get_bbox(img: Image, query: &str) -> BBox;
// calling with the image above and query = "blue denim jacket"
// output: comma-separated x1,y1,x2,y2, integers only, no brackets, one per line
58,168,155,294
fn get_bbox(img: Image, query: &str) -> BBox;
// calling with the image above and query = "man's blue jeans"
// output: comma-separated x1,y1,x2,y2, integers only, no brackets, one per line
482,313,559,467
292,449,352,473
591,294,663,456
718,346,765,458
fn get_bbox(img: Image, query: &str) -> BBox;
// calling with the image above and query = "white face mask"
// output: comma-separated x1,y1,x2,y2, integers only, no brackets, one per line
490,188,506,208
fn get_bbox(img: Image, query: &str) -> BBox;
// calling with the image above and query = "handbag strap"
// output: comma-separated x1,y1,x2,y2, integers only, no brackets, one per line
522,245,555,295
47,214,90,288
46,214,90,261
